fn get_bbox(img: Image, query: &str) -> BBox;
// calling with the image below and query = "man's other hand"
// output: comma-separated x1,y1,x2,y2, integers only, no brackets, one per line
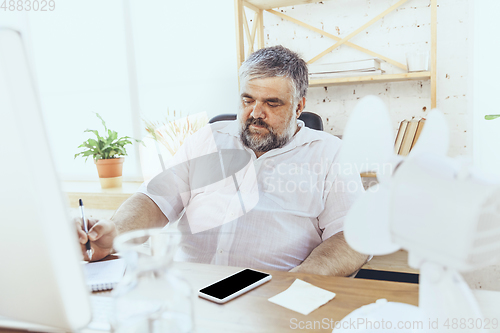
74,217,118,262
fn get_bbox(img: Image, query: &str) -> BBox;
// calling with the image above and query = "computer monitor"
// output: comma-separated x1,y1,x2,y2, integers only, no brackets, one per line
0,28,92,331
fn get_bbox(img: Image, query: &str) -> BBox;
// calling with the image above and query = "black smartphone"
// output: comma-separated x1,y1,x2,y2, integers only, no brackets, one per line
198,268,272,303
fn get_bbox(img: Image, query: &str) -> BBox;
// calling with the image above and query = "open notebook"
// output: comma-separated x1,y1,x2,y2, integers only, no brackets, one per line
83,259,126,292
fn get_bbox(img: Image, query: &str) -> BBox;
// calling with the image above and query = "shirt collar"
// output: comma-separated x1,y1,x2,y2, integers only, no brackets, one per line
215,118,241,137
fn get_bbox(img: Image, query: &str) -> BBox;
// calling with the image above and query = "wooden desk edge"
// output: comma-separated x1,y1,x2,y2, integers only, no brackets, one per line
63,181,141,210
363,250,419,275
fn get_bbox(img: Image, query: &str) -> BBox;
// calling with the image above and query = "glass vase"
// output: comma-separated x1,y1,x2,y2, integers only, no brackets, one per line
111,228,194,333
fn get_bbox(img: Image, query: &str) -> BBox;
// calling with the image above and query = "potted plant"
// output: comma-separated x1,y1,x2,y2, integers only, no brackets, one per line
75,113,142,189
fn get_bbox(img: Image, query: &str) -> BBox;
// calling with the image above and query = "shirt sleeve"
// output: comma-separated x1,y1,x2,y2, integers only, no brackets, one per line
137,140,191,223
136,124,220,223
318,150,365,241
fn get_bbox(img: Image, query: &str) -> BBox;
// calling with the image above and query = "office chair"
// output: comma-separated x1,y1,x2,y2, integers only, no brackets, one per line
209,111,323,131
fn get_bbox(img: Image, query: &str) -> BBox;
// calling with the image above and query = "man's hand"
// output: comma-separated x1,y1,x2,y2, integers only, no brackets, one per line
73,193,169,262
74,217,118,262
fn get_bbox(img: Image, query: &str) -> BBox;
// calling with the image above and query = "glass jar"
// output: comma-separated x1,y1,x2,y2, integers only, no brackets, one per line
111,228,194,333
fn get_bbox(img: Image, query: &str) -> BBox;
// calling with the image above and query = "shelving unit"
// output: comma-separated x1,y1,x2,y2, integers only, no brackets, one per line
309,71,432,87
63,181,142,210
234,0,437,108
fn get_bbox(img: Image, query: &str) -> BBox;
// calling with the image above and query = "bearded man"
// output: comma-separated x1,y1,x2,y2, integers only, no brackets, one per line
77,45,368,276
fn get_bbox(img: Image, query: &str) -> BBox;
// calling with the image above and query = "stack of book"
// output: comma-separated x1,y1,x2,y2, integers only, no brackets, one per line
394,117,426,156
308,58,384,80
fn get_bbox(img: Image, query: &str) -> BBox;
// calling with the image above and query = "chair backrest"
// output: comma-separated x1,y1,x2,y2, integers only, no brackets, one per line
208,111,323,131
299,112,323,131
208,114,237,123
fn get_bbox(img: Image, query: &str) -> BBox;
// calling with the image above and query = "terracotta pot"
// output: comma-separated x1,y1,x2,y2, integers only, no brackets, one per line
95,158,124,188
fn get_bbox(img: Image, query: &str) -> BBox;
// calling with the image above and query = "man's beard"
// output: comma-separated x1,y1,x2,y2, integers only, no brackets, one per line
240,116,296,153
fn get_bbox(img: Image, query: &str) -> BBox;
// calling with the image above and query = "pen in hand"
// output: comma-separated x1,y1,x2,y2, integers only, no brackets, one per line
79,199,93,261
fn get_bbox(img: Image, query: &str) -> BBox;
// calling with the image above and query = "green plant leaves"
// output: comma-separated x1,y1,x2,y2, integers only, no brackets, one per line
96,113,108,133
84,129,103,142
87,139,98,147
107,129,118,142
75,113,142,162
485,114,500,120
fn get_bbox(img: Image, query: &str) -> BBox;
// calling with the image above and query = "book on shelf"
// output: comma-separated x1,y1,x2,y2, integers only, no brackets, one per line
411,118,426,150
309,70,384,80
360,117,425,177
394,119,409,154
308,58,382,74
399,118,419,156
394,117,426,156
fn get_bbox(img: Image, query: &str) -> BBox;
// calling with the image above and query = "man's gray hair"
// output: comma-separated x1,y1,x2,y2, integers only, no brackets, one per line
239,45,308,103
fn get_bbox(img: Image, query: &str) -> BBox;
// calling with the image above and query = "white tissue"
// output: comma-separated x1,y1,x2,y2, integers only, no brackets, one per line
268,279,336,315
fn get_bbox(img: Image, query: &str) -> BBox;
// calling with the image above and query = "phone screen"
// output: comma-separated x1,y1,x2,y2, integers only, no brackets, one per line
199,269,270,300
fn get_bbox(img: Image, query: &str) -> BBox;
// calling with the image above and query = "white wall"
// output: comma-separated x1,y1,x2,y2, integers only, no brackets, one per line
259,0,470,158
459,0,500,291
1,0,238,181
129,0,239,122
471,0,500,176
28,0,134,180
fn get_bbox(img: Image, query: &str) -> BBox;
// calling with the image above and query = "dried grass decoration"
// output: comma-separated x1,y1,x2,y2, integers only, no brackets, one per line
144,111,208,157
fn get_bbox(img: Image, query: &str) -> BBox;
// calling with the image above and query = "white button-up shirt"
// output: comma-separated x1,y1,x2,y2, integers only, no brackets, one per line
139,119,364,271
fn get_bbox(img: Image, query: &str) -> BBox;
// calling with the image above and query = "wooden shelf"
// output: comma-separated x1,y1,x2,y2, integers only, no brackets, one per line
363,250,419,274
63,181,142,210
236,0,437,107
309,71,431,87
244,0,325,11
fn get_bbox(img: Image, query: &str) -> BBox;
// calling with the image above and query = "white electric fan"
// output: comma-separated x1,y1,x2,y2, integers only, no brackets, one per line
335,96,500,333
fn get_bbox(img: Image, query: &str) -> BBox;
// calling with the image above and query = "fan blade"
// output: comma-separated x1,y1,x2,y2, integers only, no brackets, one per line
408,109,449,157
337,96,395,176
344,183,400,255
